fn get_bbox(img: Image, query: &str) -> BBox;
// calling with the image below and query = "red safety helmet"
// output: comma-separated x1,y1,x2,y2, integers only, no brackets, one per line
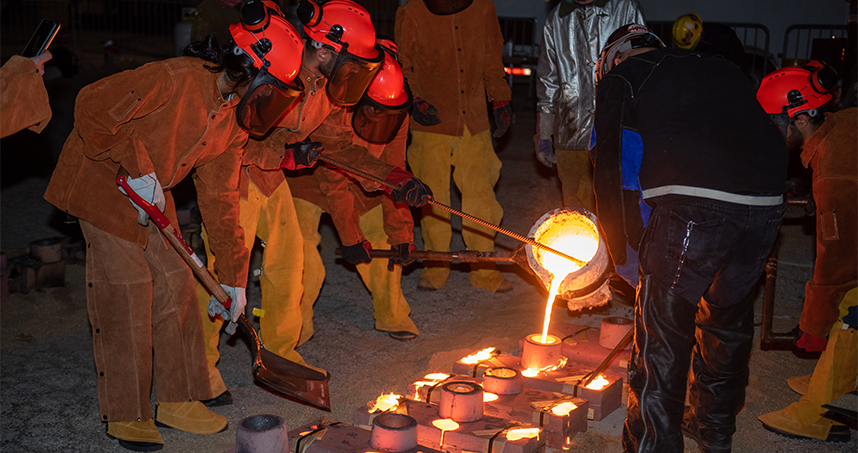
352,43,413,144
595,24,665,85
422,0,473,15
230,0,305,137
756,61,838,137
297,0,384,105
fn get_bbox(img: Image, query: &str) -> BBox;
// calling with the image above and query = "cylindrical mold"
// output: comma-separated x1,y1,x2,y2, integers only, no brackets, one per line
521,333,563,370
236,414,288,453
370,413,418,452
438,381,484,422
599,317,634,350
30,238,62,263
483,367,523,395
524,207,610,310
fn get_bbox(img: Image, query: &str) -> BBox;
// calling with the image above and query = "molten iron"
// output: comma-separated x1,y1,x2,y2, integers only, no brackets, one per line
525,208,611,311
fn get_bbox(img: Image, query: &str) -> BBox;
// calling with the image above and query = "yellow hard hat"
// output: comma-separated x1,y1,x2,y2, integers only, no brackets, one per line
672,13,703,50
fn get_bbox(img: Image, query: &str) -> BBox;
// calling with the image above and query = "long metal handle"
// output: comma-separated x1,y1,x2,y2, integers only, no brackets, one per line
318,155,587,267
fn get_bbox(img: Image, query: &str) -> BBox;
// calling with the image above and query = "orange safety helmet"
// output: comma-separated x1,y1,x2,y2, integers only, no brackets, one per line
352,42,413,144
230,0,305,137
672,13,703,50
595,24,665,85
297,0,384,105
756,61,838,136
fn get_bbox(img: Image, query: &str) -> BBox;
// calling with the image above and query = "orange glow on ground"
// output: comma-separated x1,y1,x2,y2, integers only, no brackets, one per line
521,368,539,377
585,374,609,390
506,427,540,441
483,392,499,402
536,232,599,343
460,347,497,364
551,401,578,416
368,393,401,413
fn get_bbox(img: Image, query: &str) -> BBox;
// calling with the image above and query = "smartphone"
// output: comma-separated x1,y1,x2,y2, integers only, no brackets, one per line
21,19,60,58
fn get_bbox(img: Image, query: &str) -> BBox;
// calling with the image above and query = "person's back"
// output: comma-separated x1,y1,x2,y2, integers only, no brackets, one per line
593,28,788,452
605,47,786,198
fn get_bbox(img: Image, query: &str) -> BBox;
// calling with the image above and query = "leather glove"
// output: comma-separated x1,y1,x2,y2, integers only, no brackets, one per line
536,138,556,168
117,172,166,226
280,141,323,170
411,97,441,126
208,285,246,335
384,167,433,207
341,240,372,265
492,100,511,137
388,243,416,270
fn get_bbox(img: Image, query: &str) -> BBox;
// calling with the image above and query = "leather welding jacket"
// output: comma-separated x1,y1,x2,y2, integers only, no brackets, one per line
536,0,644,149
240,65,334,198
592,48,788,266
394,0,510,137
313,111,414,247
1,55,52,138
44,57,249,287
799,107,858,337
288,105,404,245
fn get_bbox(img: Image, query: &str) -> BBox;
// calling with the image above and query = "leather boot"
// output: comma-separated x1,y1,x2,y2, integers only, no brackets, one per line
154,401,227,434
106,419,164,451
683,295,755,453
623,275,698,452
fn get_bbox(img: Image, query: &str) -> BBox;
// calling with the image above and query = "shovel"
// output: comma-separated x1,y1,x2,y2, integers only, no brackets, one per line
116,171,331,411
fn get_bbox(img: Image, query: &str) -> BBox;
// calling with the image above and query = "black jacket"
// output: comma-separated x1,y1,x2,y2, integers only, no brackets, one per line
592,47,787,265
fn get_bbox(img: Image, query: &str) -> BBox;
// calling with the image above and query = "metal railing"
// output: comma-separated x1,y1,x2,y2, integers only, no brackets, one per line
781,24,849,63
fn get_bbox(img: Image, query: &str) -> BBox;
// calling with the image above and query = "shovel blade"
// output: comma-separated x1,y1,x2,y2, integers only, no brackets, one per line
255,349,331,411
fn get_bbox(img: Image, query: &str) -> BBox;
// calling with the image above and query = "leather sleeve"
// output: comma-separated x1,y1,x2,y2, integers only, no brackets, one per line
0,56,52,138
194,132,250,287
72,62,177,177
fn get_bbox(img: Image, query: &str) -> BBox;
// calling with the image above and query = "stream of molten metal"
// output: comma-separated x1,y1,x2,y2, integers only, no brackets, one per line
538,233,597,343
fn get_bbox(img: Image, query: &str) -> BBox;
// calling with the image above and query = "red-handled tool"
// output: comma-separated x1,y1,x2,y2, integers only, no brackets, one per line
116,169,331,411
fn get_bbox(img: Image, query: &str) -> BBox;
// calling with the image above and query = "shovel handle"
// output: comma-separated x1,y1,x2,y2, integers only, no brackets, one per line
116,170,232,310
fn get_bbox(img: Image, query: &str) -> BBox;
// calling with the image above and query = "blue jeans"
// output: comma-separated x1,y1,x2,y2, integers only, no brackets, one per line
639,197,785,307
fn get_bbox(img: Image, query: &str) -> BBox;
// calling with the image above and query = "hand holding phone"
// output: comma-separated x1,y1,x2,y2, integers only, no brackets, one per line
30,51,53,76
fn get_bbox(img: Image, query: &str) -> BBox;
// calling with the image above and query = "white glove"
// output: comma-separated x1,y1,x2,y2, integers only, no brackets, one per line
208,285,246,335
118,172,166,226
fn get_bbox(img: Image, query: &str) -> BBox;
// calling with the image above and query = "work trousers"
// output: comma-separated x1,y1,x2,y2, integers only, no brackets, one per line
81,220,211,422
197,180,306,396
556,148,596,213
787,288,858,427
624,198,784,452
407,128,505,291
294,200,418,337
801,177,858,337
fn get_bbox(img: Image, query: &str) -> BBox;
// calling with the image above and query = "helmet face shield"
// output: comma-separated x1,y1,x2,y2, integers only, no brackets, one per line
237,68,304,137
422,0,473,15
326,47,383,106
352,91,411,143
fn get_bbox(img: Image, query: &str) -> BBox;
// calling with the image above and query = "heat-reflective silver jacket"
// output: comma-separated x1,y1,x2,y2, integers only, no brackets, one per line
536,0,644,150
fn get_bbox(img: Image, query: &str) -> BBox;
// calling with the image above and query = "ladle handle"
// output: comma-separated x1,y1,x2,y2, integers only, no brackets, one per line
317,155,587,267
